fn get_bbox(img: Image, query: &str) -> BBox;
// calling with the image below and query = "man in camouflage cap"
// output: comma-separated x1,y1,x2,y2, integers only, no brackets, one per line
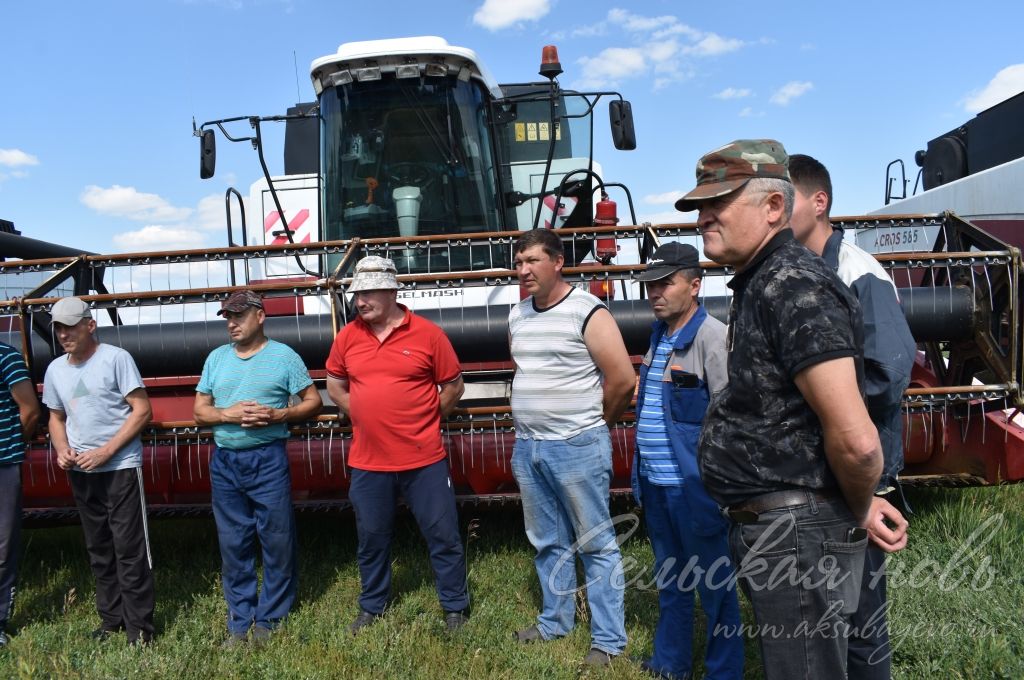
679,140,883,678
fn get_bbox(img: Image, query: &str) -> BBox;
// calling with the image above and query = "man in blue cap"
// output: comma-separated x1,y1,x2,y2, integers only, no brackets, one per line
631,242,743,680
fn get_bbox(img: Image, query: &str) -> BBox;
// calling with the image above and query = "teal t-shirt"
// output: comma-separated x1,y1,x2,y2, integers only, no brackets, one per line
197,339,313,450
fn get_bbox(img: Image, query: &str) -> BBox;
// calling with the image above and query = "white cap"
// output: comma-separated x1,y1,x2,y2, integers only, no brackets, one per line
50,297,93,326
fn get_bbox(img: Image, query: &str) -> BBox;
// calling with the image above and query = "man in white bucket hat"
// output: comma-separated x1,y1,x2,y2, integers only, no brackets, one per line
326,256,469,635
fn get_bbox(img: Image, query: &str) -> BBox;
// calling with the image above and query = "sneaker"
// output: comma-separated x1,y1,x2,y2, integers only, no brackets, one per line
0,630,9,648
221,631,248,650
250,625,273,646
349,610,381,636
582,648,616,668
443,610,469,633
512,624,544,644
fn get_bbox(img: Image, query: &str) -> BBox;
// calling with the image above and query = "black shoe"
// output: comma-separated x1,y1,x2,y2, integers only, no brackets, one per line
636,657,689,680
221,630,248,650
127,633,153,648
444,610,469,633
349,610,382,636
250,625,273,646
582,648,616,668
513,624,544,644
91,626,123,642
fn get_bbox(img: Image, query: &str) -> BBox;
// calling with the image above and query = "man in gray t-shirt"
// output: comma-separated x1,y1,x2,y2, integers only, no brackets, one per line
42,297,155,645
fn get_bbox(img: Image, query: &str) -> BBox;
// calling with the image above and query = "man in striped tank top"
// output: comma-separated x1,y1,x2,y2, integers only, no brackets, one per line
508,229,636,668
631,242,742,679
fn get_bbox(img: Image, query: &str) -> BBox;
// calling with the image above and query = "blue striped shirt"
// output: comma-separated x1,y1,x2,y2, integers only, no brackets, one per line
637,330,683,485
0,342,32,464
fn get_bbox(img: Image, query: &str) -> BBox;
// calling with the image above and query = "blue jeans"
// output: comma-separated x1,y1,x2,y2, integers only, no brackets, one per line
640,476,744,679
729,494,868,680
349,458,469,615
511,427,627,655
210,440,297,635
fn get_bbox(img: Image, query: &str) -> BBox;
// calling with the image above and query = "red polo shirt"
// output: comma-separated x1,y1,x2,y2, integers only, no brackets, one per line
326,306,461,471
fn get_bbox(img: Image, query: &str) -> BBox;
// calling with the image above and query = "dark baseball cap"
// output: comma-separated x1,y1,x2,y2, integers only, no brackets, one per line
634,242,701,282
675,139,790,212
217,290,264,316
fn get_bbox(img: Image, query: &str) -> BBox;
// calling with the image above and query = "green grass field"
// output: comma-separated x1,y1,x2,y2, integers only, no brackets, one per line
1,484,1022,679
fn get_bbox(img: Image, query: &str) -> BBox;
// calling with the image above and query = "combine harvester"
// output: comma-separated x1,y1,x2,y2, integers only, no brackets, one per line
1,38,1021,519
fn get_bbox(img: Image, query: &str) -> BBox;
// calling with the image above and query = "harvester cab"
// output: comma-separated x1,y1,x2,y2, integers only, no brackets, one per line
196,36,637,283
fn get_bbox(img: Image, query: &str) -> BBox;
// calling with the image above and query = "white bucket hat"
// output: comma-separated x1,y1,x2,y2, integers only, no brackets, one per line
348,256,404,292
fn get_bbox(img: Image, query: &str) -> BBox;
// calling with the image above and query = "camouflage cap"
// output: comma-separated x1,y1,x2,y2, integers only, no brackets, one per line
217,289,264,316
675,139,790,212
348,255,404,293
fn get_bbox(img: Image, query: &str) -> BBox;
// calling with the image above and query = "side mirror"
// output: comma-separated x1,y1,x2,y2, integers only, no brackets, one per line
609,100,636,151
200,129,217,179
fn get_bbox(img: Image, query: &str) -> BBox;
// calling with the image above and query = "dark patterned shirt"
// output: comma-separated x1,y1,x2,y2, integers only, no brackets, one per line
698,230,864,507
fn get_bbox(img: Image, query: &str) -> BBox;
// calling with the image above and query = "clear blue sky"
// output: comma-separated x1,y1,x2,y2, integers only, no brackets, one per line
2,0,1021,254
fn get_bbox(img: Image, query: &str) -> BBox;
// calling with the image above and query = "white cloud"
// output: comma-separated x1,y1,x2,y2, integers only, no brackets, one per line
608,8,679,33
0,149,39,167
196,193,245,232
569,9,747,91
738,107,764,118
651,23,702,41
682,33,744,57
964,64,1024,113
647,40,680,64
81,185,193,222
112,225,207,252
713,87,753,100
770,81,813,106
571,22,606,38
576,47,647,89
473,0,551,31
643,190,684,205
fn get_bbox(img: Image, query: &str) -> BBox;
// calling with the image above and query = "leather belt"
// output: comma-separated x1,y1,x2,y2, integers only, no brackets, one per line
725,489,838,524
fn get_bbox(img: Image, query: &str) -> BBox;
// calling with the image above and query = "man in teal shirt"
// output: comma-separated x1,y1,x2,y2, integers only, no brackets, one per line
194,290,321,647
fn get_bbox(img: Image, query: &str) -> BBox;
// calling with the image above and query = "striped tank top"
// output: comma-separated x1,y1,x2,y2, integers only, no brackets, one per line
509,287,606,440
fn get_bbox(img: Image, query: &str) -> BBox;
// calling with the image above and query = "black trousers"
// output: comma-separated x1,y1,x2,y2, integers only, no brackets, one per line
0,463,21,628
68,467,155,641
847,543,891,679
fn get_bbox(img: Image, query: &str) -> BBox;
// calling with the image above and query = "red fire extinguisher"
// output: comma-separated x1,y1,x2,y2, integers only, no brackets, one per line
594,193,618,264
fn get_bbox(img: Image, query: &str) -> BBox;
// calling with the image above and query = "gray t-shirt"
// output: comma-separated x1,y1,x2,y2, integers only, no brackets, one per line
43,343,146,473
